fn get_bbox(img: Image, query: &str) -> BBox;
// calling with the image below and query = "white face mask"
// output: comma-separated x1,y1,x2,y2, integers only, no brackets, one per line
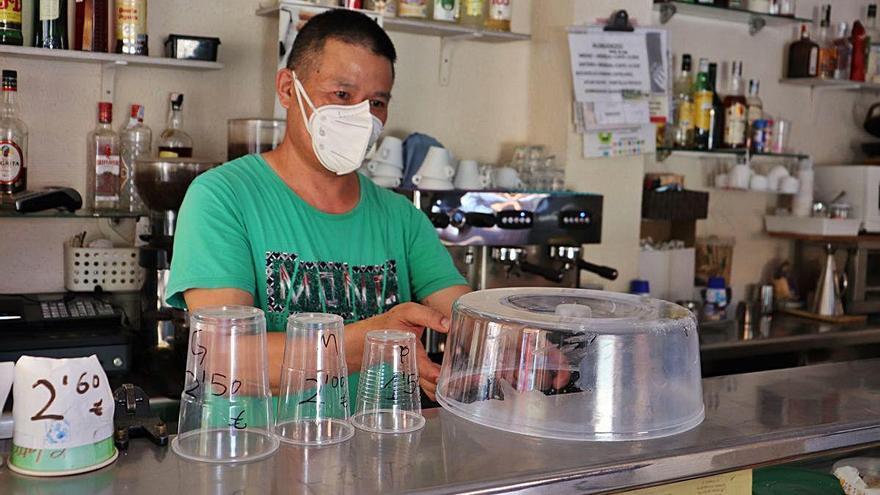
291,72,384,176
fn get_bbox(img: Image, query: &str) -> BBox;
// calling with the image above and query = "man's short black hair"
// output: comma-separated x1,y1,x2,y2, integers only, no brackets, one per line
287,9,397,78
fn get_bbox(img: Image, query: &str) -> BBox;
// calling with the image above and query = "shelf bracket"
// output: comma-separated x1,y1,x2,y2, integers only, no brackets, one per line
748,15,766,35
100,61,126,104
658,3,676,24
439,34,475,87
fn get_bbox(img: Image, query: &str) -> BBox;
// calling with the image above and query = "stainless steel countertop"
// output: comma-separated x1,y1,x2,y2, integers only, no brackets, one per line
3,359,880,494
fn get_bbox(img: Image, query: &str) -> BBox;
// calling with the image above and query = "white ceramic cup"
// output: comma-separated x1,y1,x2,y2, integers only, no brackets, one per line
412,175,453,190
371,175,401,188
766,165,789,191
750,174,769,191
368,162,403,178
715,173,729,189
729,164,752,190
417,146,455,179
780,175,801,194
454,160,490,190
375,136,404,170
492,167,523,190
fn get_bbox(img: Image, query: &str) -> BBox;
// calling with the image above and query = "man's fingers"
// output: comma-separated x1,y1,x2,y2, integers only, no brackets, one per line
397,303,450,333
420,377,437,401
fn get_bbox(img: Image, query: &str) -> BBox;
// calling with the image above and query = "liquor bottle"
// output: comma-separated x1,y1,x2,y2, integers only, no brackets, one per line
0,0,23,46
115,0,148,55
397,0,427,18
432,0,458,22
722,61,747,149
484,0,511,31
788,24,820,78
746,79,763,133
816,5,837,79
119,104,151,212
158,93,193,158
88,102,121,211
0,71,27,197
459,0,485,28
34,0,68,49
853,19,868,81
74,0,110,52
693,58,712,150
833,22,852,80
672,54,695,149
866,5,879,83
707,62,725,150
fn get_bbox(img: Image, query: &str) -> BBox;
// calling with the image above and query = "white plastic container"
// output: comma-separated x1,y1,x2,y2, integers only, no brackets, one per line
436,288,705,441
64,245,144,292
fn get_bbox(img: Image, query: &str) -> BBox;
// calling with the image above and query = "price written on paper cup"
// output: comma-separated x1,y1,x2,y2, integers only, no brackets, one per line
12,355,115,451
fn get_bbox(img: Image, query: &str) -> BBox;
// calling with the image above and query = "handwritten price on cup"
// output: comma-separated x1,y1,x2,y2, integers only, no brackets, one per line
30,372,105,422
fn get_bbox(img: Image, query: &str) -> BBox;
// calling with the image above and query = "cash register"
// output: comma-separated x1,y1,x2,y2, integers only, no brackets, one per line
0,293,132,374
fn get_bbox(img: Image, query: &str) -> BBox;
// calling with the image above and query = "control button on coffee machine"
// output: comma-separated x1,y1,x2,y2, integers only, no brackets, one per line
450,210,496,229
558,210,592,228
497,210,533,229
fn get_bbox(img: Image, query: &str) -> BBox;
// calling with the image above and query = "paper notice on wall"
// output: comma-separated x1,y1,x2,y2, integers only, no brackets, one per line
12,356,114,450
583,126,656,159
568,27,669,104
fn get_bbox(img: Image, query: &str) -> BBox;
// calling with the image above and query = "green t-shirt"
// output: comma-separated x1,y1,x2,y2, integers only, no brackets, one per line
166,154,465,330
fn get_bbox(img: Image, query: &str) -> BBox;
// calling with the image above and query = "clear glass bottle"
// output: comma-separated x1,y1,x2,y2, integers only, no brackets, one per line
34,0,68,49
723,61,747,149
816,4,837,79
88,102,121,211
833,22,852,80
865,5,879,83
120,104,151,212
0,70,27,198
458,0,485,28
484,0,511,31
673,54,694,149
158,93,193,158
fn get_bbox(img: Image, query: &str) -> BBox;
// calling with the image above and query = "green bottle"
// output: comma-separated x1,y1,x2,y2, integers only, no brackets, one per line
0,0,23,46
692,58,712,150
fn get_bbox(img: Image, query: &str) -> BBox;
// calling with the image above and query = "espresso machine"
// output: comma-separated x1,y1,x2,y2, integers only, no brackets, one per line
411,190,617,354
133,158,218,394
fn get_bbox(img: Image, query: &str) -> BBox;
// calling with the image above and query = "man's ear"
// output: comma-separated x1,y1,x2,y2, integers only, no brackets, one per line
276,68,294,110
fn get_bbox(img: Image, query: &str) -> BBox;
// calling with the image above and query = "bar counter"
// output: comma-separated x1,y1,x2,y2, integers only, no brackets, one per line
2,358,880,494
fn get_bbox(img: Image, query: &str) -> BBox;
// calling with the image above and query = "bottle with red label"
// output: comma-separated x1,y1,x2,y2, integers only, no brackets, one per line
0,70,27,197
88,102,121,210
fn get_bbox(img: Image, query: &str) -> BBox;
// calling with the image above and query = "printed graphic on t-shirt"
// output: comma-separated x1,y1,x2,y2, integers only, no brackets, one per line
265,251,400,328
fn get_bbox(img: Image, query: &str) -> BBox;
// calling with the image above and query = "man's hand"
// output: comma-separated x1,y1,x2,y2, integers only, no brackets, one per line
347,302,450,401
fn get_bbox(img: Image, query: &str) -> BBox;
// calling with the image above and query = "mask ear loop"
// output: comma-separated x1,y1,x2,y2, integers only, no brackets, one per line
291,71,316,131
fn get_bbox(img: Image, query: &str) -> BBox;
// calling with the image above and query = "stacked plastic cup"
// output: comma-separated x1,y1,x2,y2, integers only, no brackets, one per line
172,306,279,463
275,313,355,446
351,330,425,433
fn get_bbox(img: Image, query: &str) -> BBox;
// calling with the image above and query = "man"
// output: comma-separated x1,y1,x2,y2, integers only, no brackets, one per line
166,9,470,401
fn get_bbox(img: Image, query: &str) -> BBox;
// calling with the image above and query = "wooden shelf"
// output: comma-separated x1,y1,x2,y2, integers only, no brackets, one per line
256,2,530,42
0,45,224,70
766,232,880,243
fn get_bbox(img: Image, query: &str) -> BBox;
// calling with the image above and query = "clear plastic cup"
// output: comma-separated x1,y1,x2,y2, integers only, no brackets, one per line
275,313,355,446
172,306,279,463
351,330,425,433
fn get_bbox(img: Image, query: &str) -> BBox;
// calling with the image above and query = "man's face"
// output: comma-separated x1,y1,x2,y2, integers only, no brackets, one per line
278,38,394,172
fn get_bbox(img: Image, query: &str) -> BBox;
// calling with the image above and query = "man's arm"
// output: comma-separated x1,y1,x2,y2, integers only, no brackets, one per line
417,284,470,399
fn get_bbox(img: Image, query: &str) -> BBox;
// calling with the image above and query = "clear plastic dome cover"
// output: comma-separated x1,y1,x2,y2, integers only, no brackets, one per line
436,288,705,441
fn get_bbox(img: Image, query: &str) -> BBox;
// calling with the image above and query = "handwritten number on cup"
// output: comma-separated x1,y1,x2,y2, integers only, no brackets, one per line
297,371,347,407
29,372,104,422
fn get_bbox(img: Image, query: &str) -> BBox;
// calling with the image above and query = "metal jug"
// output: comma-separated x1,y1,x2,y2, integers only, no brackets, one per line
810,244,847,316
